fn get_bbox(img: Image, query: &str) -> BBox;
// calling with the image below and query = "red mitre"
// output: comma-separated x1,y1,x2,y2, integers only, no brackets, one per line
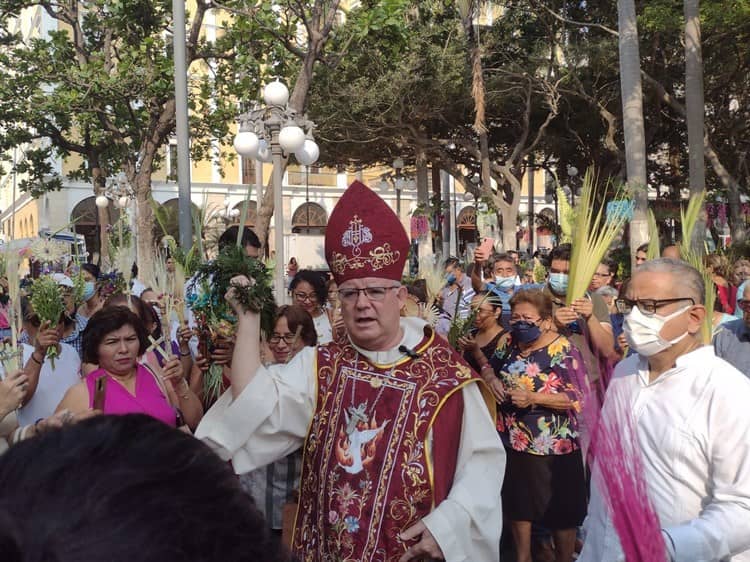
325,181,409,285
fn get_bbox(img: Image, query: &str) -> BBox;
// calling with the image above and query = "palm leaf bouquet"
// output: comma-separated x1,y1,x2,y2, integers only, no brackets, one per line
566,169,630,305
187,245,277,402
679,191,714,343
30,276,65,369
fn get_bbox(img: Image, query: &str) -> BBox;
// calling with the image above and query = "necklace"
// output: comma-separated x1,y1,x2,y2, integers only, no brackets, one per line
349,351,405,420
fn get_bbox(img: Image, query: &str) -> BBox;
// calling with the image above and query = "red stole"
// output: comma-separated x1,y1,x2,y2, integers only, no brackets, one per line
292,329,479,562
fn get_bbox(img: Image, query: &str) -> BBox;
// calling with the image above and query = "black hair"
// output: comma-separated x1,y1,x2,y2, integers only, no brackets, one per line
549,243,572,263
406,280,428,304
289,269,328,307
474,290,504,326
218,225,261,251
636,243,649,254
0,414,285,562
81,263,101,279
81,306,150,364
443,257,461,269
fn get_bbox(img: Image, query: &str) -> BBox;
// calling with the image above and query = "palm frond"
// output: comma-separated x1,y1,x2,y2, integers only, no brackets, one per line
679,191,713,343
647,209,660,260
567,168,629,305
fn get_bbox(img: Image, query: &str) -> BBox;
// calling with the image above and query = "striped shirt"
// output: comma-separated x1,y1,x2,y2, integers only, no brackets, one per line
239,449,303,529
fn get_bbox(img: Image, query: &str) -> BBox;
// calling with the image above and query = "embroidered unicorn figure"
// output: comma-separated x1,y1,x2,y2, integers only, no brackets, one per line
335,403,389,475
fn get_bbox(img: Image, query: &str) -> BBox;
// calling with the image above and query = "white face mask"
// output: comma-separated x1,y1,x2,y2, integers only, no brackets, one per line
624,304,692,357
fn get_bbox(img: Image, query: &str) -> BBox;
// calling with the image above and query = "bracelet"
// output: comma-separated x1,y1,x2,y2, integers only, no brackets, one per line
30,353,43,365
479,363,493,372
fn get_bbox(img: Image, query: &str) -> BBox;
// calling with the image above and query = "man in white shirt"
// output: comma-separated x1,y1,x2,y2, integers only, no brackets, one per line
580,258,750,562
197,181,504,562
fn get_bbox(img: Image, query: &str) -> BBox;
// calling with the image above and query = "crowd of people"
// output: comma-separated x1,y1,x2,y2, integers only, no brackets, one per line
0,179,749,562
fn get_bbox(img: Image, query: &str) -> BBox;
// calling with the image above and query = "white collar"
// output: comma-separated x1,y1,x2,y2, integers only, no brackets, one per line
350,317,428,366
636,345,715,386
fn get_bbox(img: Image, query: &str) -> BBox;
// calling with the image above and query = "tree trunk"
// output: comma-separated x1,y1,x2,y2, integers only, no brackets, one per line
500,204,518,254
90,163,110,269
705,138,747,244
134,172,156,283
684,0,707,253
617,0,649,265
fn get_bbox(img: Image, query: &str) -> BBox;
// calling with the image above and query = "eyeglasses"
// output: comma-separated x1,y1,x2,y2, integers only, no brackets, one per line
737,299,750,312
268,333,297,345
615,297,695,316
338,286,400,302
293,292,317,303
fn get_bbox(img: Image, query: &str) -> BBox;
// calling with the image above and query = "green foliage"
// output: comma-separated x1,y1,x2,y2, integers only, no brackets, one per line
29,275,65,368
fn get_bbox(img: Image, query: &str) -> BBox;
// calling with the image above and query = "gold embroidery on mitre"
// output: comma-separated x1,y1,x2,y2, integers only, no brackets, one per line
330,243,401,274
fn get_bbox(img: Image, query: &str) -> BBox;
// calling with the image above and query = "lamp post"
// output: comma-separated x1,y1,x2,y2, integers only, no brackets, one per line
95,172,135,262
233,80,319,302
378,158,416,217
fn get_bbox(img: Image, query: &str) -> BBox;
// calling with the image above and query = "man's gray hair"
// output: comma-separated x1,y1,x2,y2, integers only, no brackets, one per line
595,286,619,299
636,258,705,304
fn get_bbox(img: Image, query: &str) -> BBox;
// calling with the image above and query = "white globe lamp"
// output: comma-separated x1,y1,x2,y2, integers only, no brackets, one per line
233,130,259,158
278,125,306,153
95,195,109,209
263,80,289,107
294,139,320,166
117,195,129,209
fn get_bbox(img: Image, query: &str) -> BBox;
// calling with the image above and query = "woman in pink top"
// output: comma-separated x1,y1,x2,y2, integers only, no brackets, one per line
56,307,203,429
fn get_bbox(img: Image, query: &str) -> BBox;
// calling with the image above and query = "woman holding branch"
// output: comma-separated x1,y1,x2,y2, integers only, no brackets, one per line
56,307,202,431
487,289,586,562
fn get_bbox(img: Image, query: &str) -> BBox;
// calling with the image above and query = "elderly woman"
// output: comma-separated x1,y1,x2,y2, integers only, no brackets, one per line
289,270,333,344
56,307,203,430
485,288,585,562
241,305,316,539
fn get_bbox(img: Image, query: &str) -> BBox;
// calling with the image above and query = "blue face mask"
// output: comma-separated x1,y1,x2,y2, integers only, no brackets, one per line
548,273,569,295
511,320,542,345
446,273,457,285
82,281,96,301
493,276,516,290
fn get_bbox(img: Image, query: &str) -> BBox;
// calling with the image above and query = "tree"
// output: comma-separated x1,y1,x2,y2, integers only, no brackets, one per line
0,0,265,278
310,1,569,250
617,0,649,261
684,0,707,252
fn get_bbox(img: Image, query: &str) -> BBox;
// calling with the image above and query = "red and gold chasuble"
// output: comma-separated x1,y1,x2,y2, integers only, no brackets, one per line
292,329,480,562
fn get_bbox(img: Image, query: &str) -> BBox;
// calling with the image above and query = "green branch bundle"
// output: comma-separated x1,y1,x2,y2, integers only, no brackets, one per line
647,209,660,260
187,246,277,403
30,276,65,369
566,168,630,305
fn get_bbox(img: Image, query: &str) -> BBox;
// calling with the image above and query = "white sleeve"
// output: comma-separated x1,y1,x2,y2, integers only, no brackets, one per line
663,382,750,561
195,346,317,474
422,383,505,562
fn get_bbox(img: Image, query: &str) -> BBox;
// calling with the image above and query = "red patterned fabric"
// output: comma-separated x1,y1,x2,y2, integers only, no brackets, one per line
325,181,409,285
291,331,478,562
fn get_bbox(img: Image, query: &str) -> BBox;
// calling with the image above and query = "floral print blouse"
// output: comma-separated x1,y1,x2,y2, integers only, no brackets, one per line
489,335,583,456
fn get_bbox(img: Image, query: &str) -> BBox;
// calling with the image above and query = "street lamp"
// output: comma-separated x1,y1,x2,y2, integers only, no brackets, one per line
378,158,416,216
96,171,135,263
233,79,319,302
223,197,241,223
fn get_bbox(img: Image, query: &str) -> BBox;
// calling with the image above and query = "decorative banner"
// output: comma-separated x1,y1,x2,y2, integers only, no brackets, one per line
606,200,635,222
410,215,431,240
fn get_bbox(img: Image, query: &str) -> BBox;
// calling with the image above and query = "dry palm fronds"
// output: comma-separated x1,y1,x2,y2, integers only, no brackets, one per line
679,191,714,343
557,186,575,244
419,253,444,305
148,252,175,328
566,169,629,305
646,209,660,260
0,250,23,373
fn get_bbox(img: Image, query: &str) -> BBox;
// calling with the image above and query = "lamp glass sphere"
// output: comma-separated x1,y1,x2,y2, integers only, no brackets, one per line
392,157,404,170
278,125,306,152
233,130,260,158
295,139,320,166
95,195,109,209
263,80,289,107
117,196,130,209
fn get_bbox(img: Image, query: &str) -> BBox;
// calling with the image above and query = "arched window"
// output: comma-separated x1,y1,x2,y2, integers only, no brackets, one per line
232,200,258,226
292,202,327,235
